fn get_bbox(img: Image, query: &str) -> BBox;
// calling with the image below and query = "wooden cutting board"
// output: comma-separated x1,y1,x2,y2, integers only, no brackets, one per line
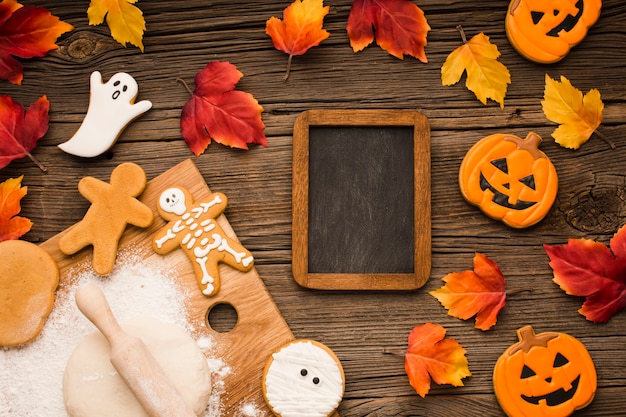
40,159,341,416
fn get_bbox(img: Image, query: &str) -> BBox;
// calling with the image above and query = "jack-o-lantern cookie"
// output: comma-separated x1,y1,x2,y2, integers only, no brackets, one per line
493,325,596,417
505,0,601,64
0,240,59,346
262,339,344,417
459,132,558,228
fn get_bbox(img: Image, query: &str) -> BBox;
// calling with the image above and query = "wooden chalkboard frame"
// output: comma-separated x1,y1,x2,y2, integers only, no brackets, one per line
292,109,431,290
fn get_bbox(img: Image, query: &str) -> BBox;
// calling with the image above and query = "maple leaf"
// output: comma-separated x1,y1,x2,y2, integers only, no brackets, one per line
266,0,330,80
441,26,510,109
398,323,471,397
541,74,612,150
179,61,267,155
0,175,32,241
544,225,626,323
346,0,430,62
0,0,74,85
88,0,146,52
0,95,49,171
430,253,506,331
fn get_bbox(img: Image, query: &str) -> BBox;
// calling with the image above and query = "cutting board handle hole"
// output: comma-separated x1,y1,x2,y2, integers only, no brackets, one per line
206,302,238,333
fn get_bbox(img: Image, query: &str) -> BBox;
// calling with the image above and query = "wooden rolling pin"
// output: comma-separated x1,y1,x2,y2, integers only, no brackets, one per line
75,283,197,417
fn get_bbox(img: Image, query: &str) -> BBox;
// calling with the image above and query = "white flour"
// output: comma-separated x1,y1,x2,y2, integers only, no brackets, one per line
0,248,228,416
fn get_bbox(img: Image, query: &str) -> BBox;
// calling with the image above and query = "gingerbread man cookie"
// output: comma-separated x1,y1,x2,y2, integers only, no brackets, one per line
58,71,152,158
59,162,154,275
152,187,254,296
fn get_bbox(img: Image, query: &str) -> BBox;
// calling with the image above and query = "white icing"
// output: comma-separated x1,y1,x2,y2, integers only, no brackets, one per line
58,71,152,158
264,341,343,417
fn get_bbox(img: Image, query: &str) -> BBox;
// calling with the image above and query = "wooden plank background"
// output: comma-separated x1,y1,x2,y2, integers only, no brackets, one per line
2,0,626,415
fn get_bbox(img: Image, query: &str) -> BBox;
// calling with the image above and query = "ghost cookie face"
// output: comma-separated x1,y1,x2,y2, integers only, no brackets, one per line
262,339,345,417
58,71,152,158
0,240,59,346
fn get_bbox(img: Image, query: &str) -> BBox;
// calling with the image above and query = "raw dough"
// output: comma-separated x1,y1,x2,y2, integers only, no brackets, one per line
63,317,211,417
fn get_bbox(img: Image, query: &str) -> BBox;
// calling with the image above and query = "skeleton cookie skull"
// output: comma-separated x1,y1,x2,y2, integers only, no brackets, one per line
152,187,254,296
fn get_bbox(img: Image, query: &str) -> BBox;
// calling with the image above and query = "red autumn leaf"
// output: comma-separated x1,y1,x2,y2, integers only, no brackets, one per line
0,95,49,171
179,61,267,156
0,0,74,84
0,175,32,241
346,0,430,62
430,253,506,330
544,225,626,323
404,323,471,397
265,0,330,80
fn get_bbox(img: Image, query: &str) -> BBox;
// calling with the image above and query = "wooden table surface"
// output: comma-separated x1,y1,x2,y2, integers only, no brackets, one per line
3,0,626,415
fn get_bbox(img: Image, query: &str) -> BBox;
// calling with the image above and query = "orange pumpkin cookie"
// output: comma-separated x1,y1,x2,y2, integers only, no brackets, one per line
494,325,596,417
459,132,558,228
59,162,154,275
505,0,601,64
0,240,59,346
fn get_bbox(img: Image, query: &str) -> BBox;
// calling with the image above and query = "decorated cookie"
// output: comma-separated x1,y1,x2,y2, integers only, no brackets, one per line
505,0,601,64
58,71,152,158
59,162,154,275
152,187,254,296
459,132,558,228
262,339,344,417
493,325,596,417
0,240,59,346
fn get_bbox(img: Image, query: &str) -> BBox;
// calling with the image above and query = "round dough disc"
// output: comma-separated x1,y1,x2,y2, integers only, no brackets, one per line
63,317,211,417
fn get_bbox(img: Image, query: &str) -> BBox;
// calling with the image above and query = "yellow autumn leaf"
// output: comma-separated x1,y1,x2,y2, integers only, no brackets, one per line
541,74,605,150
441,29,510,109
88,0,146,52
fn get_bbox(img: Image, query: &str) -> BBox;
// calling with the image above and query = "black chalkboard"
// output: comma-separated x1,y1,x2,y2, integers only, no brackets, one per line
292,110,431,290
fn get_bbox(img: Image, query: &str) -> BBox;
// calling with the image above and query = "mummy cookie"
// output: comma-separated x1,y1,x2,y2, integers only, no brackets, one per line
59,163,154,275
58,71,152,158
493,326,596,417
152,186,254,296
262,339,344,417
0,240,59,346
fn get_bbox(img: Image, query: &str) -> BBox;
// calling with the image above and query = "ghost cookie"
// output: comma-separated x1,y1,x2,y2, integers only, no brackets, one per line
493,326,596,417
262,339,344,417
152,186,254,296
58,71,152,158
59,162,154,275
0,240,59,346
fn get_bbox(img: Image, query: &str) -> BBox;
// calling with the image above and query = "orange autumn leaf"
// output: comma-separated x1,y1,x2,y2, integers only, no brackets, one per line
0,0,74,84
346,0,430,62
265,0,330,80
441,27,510,109
0,175,32,241
430,253,506,330
88,0,146,51
541,74,610,150
404,323,471,397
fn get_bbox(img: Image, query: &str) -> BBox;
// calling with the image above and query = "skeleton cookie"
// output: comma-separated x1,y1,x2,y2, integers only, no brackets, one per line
152,187,254,296
58,71,152,158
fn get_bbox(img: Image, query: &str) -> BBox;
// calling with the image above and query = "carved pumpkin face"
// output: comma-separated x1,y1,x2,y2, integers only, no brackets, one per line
505,0,601,63
494,326,597,417
459,132,558,228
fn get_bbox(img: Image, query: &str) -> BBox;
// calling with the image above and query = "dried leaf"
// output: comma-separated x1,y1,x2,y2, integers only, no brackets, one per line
544,225,626,323
0,175,32,241
404,323,471,397
0,0,73,84
88,0,146,52
541,74,606,150
346,0,430,62
441,28,510,109
265,0,330,80
179,61,267,155
0,95,49,171
430,253,506,330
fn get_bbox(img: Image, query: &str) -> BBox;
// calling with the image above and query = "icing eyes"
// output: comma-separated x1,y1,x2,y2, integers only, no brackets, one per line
300,368,320,385
111,80,129,100
520,353,570,379
521,364,536,379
